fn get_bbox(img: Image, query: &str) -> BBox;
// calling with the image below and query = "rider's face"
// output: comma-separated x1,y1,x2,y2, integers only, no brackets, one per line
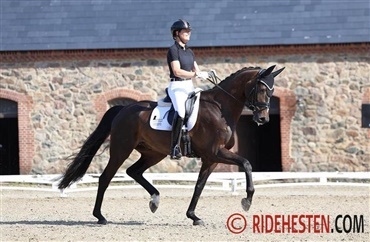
178,29,191,43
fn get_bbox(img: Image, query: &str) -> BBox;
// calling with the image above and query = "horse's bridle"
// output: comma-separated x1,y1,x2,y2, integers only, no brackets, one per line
207,69,274,115
246,71,274,113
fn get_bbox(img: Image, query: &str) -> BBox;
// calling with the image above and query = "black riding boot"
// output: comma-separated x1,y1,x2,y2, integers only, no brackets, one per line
170,112,184,160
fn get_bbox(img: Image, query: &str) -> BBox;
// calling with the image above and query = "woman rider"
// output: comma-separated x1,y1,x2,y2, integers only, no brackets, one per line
167,19,210,159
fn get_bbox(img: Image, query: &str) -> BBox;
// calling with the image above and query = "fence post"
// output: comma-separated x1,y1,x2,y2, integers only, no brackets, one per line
231,178,238,195
320,176,327,183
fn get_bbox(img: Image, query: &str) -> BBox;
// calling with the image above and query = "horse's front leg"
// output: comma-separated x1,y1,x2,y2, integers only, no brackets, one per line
186,160,218,225
216,148,254,211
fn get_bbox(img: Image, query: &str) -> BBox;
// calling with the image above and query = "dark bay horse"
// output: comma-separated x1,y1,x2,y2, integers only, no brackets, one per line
58,65,284,225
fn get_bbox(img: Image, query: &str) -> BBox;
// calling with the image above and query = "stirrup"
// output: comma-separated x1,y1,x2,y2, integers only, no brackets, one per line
170,145,182,160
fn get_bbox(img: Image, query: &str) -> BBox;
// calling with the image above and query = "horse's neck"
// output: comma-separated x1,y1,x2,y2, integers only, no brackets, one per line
218,69,256,105
205,70,256,121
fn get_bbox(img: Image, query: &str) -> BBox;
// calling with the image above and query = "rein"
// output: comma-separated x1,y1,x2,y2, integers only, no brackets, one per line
206,71,245,106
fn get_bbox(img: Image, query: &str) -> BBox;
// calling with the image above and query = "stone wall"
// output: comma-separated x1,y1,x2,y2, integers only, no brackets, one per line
0,45,369,174
287,54,369,171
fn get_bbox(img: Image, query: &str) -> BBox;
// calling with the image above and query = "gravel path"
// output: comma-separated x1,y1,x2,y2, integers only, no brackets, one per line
1,186,369,241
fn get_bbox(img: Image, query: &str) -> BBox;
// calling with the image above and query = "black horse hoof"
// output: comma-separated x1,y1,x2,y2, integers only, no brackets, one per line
97,219,107,225
241,198,251,211
149,194,160,213
193,220,204,226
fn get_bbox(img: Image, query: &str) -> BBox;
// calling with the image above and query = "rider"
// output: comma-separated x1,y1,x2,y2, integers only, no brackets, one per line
167,19,210,159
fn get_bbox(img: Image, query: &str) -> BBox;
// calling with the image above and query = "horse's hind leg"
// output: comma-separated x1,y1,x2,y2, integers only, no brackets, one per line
93,146,133,225
126,151,166,213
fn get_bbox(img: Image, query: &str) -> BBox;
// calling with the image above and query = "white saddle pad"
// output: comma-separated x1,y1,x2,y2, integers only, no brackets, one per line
149,88,202,131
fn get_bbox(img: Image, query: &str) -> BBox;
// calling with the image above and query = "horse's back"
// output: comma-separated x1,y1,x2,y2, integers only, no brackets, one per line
111,100,156,129
109,100,173,155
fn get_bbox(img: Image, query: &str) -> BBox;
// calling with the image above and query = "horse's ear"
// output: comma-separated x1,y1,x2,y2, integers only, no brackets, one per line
260,65,276,77
272,67,285,77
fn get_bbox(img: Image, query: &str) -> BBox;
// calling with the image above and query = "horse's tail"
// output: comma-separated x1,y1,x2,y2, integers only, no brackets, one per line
58,105,124,189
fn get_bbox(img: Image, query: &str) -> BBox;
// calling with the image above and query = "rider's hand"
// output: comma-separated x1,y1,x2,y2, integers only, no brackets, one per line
196,71,210,80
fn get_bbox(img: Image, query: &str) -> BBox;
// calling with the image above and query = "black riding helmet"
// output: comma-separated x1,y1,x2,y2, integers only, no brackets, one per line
171,19,192,39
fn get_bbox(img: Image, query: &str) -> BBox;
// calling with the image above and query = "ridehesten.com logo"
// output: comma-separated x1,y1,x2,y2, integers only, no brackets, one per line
226,213,365,234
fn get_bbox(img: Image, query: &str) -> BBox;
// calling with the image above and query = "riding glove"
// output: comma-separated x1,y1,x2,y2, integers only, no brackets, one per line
196,71,210,80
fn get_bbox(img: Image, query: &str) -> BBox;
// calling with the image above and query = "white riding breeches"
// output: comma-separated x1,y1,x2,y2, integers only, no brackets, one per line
167,79,194,118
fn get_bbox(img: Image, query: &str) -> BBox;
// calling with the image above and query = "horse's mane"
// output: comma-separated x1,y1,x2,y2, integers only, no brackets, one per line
218,66,260,85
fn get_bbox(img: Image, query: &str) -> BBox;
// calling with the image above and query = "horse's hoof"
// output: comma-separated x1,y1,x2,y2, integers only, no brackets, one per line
241,198,251,211
149,201,158,213
97,219,107,225
193,220,204,226
149,194,160,213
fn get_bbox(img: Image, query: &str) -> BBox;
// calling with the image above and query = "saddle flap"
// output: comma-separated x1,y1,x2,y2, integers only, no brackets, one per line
184,91,197,121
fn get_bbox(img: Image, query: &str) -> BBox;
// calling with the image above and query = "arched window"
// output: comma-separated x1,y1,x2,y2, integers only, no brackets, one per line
0,98,18,118
0,98,19,174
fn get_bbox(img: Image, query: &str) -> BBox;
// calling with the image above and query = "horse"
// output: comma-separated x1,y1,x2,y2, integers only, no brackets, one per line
58,65,285,225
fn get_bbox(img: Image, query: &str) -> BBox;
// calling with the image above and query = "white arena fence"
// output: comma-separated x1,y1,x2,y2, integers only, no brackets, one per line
0,172,369,196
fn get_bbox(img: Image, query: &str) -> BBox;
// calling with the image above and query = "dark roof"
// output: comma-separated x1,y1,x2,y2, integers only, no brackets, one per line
1,0,369,51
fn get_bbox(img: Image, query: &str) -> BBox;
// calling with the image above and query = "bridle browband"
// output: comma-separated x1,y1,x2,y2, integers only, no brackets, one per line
207,69,274,115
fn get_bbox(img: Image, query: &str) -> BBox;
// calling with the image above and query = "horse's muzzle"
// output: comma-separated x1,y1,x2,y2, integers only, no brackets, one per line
253,110,269,125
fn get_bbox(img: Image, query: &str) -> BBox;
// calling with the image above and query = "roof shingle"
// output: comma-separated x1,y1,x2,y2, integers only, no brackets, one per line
1,0,369,51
